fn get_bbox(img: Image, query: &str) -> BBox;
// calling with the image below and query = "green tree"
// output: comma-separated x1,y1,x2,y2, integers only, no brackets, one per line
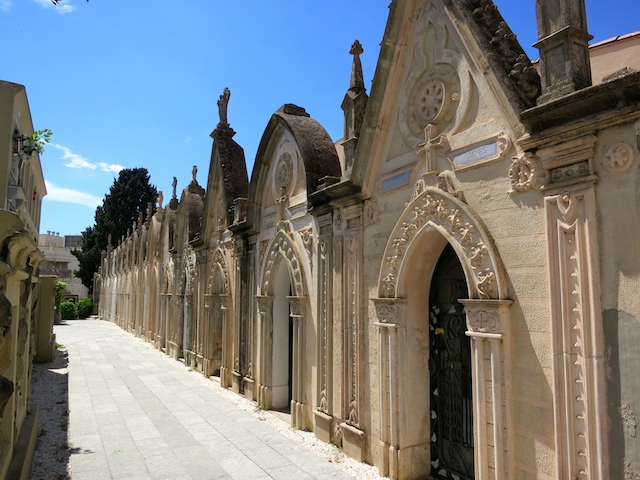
73,168,157,291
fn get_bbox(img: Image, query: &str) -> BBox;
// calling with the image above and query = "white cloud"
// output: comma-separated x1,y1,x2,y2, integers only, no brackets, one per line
0,0,13,12
52,144,124,173
185,135,192,145
44,180,102,209
33,0,75,14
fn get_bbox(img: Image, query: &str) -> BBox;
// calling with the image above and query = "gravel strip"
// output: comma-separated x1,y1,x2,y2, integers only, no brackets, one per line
29,345,71,480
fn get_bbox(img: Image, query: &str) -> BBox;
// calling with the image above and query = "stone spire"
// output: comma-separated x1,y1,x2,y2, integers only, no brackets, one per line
534,0,592,104
349,40,365,93
341,40,369,174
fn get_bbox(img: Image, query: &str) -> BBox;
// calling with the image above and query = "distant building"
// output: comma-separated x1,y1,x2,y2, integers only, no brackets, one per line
0,79,55,479
38,232,89,301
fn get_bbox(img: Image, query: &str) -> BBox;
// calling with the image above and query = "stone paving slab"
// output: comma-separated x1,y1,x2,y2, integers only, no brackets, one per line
56,320,356,480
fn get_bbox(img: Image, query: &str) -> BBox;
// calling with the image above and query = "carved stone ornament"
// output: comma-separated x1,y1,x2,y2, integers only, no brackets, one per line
375,304,397,324
603,143,635,174
288,297,304,317
363,199,380,226
380,186,504,300
275,152,294,194
333,209,344,231
467,309,500,334
299,228,313,260
509,152,542,194
256,296,272,315
259,240,269,266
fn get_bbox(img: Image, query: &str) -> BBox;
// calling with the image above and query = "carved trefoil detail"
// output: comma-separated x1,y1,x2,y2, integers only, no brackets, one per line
545,187,608,480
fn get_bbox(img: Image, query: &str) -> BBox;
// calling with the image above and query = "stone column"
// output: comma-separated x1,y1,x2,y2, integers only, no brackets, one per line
289,296,307,429
219,294,230,387
255,295,273,406
313,212,334,443
372,298,405,479
460,299,513,480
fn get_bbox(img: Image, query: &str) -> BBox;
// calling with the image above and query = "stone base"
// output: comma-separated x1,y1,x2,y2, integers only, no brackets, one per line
166,341,180,360
185,350,197,368
219,366,229,387
196,354,204,373
243,377,255,401
156,335,165,350
6,405,39,480
313,409,333,444
291,401,306,430
35,332,55,364
340,422,365,462
232,371,242,394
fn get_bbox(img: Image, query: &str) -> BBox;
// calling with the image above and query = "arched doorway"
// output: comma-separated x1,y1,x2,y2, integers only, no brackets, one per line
429,244,473,479
272,262,293,411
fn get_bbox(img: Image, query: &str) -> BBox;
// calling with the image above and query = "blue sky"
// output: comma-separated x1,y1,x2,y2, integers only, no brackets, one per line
1,0,638,236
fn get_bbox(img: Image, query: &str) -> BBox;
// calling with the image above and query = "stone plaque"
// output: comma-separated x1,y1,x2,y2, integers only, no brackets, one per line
381,170,412,192
454,142,498,166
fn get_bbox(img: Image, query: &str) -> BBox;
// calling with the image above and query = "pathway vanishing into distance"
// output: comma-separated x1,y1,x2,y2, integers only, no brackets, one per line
58,319,356,480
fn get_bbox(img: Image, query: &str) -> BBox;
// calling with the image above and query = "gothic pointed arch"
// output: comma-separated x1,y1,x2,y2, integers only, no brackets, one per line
259,222,307,298
378,185,507,300
208,247,230,296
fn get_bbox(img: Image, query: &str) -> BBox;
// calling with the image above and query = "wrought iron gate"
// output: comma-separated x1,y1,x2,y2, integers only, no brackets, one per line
429,245,474,479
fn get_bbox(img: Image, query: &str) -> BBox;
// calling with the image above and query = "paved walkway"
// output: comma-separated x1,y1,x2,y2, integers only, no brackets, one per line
58,319,355,480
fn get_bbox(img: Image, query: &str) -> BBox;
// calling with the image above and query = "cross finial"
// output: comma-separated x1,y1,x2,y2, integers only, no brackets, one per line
417,124,446,174
217,87,231,126
349,40,365,92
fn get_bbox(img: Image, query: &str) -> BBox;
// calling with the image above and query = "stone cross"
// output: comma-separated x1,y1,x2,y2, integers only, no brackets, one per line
218,87,231,126
417,124,446,174
349,40,365,92
172,177,177,200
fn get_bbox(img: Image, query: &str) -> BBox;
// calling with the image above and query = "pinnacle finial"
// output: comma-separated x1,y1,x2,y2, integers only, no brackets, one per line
349,40,365,93
217,87,231,126
192,165,198,183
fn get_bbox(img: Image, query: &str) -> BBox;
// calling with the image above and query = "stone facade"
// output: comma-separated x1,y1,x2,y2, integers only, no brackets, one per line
98,2,640,479
0,80,54,478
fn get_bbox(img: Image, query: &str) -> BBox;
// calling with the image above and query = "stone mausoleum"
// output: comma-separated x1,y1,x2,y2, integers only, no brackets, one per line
97,1,640,478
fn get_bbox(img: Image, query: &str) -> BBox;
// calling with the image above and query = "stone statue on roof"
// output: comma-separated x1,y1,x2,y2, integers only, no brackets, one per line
218,87,231,126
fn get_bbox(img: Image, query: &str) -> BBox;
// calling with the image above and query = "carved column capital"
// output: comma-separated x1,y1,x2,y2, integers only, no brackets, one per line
460,299,512,337
256,295,273,315
372,298,406,328
287,296,307,319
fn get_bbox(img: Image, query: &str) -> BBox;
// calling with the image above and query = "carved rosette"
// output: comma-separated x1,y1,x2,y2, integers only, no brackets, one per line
602,143,635,174
275,152,294,194
261,224,304,296
379,187,504,300
509,152,542,194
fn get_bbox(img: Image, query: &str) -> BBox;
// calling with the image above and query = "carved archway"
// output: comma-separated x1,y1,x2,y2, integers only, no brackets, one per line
207,247,231,383
257,221,309,429
260,222,307,298
378,186,507,300
374,185,512,480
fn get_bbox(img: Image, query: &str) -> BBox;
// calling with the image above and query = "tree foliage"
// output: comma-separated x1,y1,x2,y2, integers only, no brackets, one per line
73,168,157,291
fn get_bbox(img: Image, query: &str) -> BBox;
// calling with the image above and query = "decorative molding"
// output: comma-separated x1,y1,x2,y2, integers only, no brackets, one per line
288,296,305,318
509,152,542,194
379,186,505,300
603,143,635,174
259,240,269,266
210,248,229,295
333,209,344,232
545,186,608,479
